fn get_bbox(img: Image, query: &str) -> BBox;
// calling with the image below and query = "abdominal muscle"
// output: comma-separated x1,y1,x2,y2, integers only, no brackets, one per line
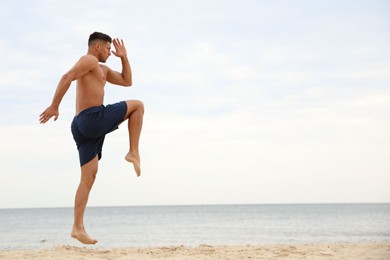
75,66,107,115
76,86,105,115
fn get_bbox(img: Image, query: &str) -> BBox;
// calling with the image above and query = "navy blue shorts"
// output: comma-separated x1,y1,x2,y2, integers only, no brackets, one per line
71,101,127,166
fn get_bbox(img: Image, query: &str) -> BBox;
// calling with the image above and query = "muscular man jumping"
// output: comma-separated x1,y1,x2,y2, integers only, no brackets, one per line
39,32,144,244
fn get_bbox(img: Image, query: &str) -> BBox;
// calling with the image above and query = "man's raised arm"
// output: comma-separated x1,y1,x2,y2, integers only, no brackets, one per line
106,38,132,86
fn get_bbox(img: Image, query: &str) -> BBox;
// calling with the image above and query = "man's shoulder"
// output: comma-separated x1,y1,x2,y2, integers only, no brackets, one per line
73,55,99,72
79,54,99,63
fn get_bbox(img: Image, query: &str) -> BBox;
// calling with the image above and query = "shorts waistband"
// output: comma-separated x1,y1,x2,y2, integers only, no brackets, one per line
76,105,104,117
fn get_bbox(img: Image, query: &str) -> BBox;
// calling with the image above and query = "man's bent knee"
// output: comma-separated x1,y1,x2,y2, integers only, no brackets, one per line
138,100,144,114
125,100,144,116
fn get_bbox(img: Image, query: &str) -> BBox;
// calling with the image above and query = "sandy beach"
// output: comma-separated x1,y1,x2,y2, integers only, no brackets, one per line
1,243,389,260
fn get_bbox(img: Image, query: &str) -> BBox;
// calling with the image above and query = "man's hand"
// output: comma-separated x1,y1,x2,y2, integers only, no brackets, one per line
111,38,127,58
39,105,59,124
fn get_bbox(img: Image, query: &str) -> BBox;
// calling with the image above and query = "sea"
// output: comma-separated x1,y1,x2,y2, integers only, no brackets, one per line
0,204,389,250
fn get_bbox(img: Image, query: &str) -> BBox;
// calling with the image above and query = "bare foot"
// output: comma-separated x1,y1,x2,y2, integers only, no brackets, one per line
71,228,97,245
125,152,141,177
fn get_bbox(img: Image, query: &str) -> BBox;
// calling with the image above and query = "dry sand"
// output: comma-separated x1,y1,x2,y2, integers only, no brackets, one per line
1,243,389,259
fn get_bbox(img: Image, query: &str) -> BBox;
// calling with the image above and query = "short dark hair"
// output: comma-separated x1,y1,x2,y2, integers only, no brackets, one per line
88,32,112,47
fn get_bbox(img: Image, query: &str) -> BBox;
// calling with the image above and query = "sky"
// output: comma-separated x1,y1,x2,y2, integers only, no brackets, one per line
0,0,389,208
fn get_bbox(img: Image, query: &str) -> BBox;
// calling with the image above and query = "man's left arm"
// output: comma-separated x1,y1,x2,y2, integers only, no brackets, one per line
106,38,132,86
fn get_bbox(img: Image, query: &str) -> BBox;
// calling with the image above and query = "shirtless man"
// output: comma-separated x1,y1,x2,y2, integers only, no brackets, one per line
39,32,144,244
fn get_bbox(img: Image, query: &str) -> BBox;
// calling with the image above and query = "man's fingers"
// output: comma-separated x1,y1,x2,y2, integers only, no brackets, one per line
40,115,49,123
39,112,46,122
113,38,124,47
39,116,47,124
113,38,119,46
39,112,57,124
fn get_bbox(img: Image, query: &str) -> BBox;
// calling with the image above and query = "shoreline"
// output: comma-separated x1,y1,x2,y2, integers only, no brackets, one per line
1,243,389,259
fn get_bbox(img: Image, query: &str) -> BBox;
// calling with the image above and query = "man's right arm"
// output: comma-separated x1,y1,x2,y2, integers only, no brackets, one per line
39,55,98,124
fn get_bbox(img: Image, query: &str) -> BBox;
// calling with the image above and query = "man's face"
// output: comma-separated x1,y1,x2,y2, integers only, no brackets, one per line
97,41,111,63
